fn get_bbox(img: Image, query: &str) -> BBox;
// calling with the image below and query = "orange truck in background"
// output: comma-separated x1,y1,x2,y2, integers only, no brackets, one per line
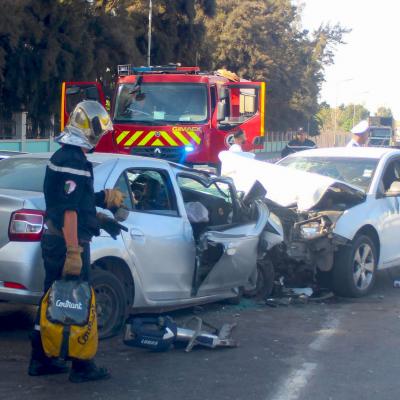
61,65,266,167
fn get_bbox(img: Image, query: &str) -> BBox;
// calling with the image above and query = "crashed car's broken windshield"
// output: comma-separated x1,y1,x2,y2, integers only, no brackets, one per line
278,157,378,192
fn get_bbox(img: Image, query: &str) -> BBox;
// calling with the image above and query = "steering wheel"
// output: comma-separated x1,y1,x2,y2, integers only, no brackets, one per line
122,105,152,117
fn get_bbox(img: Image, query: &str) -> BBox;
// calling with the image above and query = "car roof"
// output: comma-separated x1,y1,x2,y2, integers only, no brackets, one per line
285,146,400,159
0,150,27,156
9,151,173,166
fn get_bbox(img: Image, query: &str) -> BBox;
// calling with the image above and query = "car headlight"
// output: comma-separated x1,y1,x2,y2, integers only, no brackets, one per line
300,221,322,239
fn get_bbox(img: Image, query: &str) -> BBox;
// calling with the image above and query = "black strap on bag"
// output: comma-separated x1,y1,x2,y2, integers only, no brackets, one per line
60,326,71,359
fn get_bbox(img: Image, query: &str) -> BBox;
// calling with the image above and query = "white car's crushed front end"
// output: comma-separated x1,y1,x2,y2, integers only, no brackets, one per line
219,151,367,276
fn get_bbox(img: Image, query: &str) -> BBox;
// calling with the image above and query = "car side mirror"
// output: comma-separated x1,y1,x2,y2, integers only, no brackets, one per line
217,102,226,122
243,180,267,206
385,181,400,196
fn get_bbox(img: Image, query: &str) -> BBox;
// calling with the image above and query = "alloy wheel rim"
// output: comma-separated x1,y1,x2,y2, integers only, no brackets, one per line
95,284,118,331
352,243,375,290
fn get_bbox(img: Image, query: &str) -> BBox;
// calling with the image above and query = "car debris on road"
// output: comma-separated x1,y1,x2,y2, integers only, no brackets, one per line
123,316,238,352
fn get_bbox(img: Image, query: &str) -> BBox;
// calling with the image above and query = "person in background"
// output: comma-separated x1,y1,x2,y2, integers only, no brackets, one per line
281,127,316,158
229,129,247,152
346,120,369,147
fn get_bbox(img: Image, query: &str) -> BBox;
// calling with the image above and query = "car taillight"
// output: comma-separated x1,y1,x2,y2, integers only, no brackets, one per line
3,282,27,290
8,209,45,242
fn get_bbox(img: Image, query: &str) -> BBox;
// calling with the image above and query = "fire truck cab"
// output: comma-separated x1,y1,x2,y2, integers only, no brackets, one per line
61,65,266,166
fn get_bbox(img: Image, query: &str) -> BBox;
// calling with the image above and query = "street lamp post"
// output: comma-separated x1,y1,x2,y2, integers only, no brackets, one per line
147,0,153,67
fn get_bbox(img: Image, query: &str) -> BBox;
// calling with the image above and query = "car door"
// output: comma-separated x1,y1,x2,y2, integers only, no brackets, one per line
108,160,195,301
176,174,269,296
217,81,266,151
375,157,400,266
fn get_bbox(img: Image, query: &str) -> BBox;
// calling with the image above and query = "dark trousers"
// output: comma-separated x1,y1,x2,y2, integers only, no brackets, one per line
31,234,94,370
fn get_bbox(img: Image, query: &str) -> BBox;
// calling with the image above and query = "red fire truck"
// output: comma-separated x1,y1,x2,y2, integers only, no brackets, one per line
61,65,266,166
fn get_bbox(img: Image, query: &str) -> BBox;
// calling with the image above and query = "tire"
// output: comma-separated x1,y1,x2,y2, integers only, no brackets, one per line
243,260,275,299
332,234,377,297
91,269,128,339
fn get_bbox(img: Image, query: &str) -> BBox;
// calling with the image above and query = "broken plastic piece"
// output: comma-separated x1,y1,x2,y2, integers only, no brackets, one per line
291,287,313,297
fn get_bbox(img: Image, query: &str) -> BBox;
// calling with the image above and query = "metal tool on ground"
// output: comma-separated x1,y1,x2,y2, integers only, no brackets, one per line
123,316,237,352
175,316,237,352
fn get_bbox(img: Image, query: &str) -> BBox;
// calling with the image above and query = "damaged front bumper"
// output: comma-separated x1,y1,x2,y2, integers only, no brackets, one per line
266,200,349,273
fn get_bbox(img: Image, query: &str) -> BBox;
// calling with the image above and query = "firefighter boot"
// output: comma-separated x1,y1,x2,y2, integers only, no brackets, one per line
69,360,110,383
28,330,69,376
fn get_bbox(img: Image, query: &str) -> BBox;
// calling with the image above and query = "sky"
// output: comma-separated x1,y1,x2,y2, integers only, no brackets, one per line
300,0,400,119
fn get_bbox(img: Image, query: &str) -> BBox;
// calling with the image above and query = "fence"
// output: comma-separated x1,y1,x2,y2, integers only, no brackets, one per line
0,113,59,152
0,120,16,140
314,130,351,148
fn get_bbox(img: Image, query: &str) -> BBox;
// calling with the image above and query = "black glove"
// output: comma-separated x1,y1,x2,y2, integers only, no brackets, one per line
97,213,128,240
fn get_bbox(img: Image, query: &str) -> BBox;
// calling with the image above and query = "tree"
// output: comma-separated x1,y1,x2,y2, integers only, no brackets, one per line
200,0,348,132
317,102,369,133
376,106,393,118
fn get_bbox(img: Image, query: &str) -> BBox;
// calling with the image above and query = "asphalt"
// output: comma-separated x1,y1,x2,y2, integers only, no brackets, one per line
0,269,399,400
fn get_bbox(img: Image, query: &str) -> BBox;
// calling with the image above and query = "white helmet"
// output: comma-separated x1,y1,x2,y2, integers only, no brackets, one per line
351,120,369,136
56,100,113,150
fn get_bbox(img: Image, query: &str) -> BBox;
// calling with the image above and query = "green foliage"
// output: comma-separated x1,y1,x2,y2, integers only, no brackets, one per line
0,0,345,134
317,103,370,133
375,106,393,118
200,0,349,132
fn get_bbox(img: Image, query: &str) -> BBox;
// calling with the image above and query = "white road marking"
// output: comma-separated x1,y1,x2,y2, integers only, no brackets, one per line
309,315,340,351
271,362,317,400
270,315,341,400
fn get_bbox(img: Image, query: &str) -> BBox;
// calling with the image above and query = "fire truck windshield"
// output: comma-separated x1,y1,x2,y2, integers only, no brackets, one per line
114,83,208,124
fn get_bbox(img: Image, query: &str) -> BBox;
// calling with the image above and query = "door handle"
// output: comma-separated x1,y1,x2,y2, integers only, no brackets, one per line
130,228,144,238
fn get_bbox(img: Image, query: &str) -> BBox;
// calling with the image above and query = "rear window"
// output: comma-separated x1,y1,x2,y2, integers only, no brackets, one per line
0,158,48,192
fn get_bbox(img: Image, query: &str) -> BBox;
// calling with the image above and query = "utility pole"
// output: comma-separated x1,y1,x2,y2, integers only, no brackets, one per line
147,0,153,67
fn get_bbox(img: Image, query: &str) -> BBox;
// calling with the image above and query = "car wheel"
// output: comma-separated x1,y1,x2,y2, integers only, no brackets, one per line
332,234,377,297
243,260,274,299
91,269,127,339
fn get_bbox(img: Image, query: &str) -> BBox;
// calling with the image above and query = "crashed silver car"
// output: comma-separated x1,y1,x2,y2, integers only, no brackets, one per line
221,147,400,297
0,153,270,337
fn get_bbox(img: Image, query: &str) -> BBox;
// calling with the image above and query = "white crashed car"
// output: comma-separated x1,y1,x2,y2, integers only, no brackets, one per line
220,147,400,297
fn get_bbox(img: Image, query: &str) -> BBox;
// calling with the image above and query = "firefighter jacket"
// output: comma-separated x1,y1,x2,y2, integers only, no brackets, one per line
43,145,106,241
281,138,316,158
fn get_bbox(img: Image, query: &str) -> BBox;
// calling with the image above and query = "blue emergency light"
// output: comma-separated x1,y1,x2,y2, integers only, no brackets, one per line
185,145,195,153
118,64,200,77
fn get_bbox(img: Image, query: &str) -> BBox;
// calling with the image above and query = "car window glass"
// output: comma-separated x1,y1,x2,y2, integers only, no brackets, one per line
113,173,134,210
177,176,234,226
178,177,232,202
381,159,400,192
278,156,379,192
0,158,48,192
120,169,178,216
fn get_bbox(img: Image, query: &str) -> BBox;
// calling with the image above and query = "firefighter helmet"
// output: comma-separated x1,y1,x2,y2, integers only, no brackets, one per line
56,100,113,150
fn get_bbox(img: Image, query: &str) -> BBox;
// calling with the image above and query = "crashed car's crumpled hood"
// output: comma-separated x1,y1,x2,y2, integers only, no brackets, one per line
219,151,365,212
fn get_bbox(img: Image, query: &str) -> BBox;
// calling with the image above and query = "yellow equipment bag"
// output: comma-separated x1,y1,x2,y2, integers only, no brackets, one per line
40,280,98,360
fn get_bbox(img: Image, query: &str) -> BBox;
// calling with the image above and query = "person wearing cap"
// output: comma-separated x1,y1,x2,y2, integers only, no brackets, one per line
28,101,125,383
281,128,316,158
229,129,247,152
346,120,369,147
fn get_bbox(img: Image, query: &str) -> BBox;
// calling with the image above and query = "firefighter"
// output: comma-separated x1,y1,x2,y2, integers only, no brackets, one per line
346,120,369,147
281,128,316,158
28,101,125,383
